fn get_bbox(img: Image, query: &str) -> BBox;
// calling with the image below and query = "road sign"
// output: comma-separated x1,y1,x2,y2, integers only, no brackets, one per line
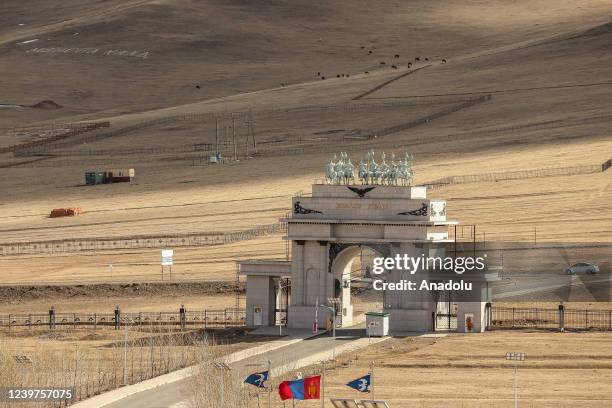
161,249,173,266
506,352,526,361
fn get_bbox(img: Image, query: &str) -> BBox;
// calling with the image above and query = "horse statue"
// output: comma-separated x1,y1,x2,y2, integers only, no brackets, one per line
334,155,345,184
397,153,415,185
358,160,368,184
365,150,377,184
378,152,390,185
326,156,337,184
344,158,355,184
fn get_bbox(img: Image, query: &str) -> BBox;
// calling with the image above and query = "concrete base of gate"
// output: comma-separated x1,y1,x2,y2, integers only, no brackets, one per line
288,305,356,329
288,306,315,329
386,309,434,332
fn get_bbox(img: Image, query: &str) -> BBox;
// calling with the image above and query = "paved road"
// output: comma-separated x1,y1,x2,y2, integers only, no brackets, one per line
105,332,362,408
493,274,611,300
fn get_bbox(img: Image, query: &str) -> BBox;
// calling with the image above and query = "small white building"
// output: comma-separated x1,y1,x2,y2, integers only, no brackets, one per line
365,311,390,337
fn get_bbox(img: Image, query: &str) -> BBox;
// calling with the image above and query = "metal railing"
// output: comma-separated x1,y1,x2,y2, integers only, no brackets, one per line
0,308,245,330
489,305,612,331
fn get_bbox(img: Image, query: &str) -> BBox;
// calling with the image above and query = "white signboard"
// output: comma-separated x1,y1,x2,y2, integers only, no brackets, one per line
161,249,173,266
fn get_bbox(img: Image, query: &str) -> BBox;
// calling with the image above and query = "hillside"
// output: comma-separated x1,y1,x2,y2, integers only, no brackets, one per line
1,0,611,126
0,0,611,284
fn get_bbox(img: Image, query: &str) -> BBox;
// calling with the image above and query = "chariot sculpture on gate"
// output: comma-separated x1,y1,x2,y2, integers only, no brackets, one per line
325,150,414,186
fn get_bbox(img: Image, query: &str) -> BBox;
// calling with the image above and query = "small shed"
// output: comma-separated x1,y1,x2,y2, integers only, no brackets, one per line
365,311,390,337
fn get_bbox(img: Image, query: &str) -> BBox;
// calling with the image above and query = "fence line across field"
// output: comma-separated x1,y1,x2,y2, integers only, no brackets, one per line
1,121,110,154
489,305,612,331
0,307,245,330
13,97,481,156
426,160,610,188
2,305,611,331
0,222,286,256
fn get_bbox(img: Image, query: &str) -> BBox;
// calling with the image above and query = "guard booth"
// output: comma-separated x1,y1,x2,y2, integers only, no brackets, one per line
365,311,390,337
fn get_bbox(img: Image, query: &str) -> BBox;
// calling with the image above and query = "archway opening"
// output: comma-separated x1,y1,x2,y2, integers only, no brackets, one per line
330,246,384,327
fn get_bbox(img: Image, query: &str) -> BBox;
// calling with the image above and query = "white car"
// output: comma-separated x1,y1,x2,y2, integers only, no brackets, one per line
564,262,599,275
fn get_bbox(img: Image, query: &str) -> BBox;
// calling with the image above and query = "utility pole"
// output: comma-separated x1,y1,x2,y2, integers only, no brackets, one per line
370,361,374,400
314,297,319,334
123,320,130,385
268,360,272,408
249,107,257,153
321,360,325,408
232,116,237,161
215,118,220,159
245,115,250,157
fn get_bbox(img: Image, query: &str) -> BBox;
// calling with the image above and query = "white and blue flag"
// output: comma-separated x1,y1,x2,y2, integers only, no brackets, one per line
244,370,269,388
346,374,371,393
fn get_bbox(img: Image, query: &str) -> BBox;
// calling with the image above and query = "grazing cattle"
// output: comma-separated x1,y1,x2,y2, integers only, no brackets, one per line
195,85,200,89
391,65,397,69
337,74,341,78
407,62,412,68
415,57,420,61
394,54,400,58
442,59,447,63
321,76,325,80
425,57,429,61
346,74,350,77
361,46,365,49
317,72,321,76
365,71,369,74
380,61,386,65
368,50,372,54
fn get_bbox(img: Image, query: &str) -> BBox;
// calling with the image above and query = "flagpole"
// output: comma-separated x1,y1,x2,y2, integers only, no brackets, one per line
321,361,325,408
268,360,272,408
370,361,374,400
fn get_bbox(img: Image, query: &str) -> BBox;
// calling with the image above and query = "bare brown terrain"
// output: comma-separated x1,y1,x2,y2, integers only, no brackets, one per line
305,331,612,408
1,0,611,321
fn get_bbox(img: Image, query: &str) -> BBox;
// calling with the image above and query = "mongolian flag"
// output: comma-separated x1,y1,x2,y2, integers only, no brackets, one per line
244,370,268,388
304,375,321,399
278,375,321,400
346,374,371,392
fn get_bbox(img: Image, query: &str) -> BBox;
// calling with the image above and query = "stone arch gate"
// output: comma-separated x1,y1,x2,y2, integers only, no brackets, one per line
239,184,495,333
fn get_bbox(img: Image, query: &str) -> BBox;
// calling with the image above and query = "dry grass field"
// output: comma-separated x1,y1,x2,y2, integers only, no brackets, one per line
279,331,612,408
0,325,269,408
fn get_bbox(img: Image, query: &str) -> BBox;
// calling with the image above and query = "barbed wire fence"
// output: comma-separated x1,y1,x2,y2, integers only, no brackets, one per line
0,222,285,256
424,160,610,189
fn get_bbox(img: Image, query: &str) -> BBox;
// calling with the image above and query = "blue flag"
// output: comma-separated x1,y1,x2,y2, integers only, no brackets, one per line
244,371,269,388
346,374,371,393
